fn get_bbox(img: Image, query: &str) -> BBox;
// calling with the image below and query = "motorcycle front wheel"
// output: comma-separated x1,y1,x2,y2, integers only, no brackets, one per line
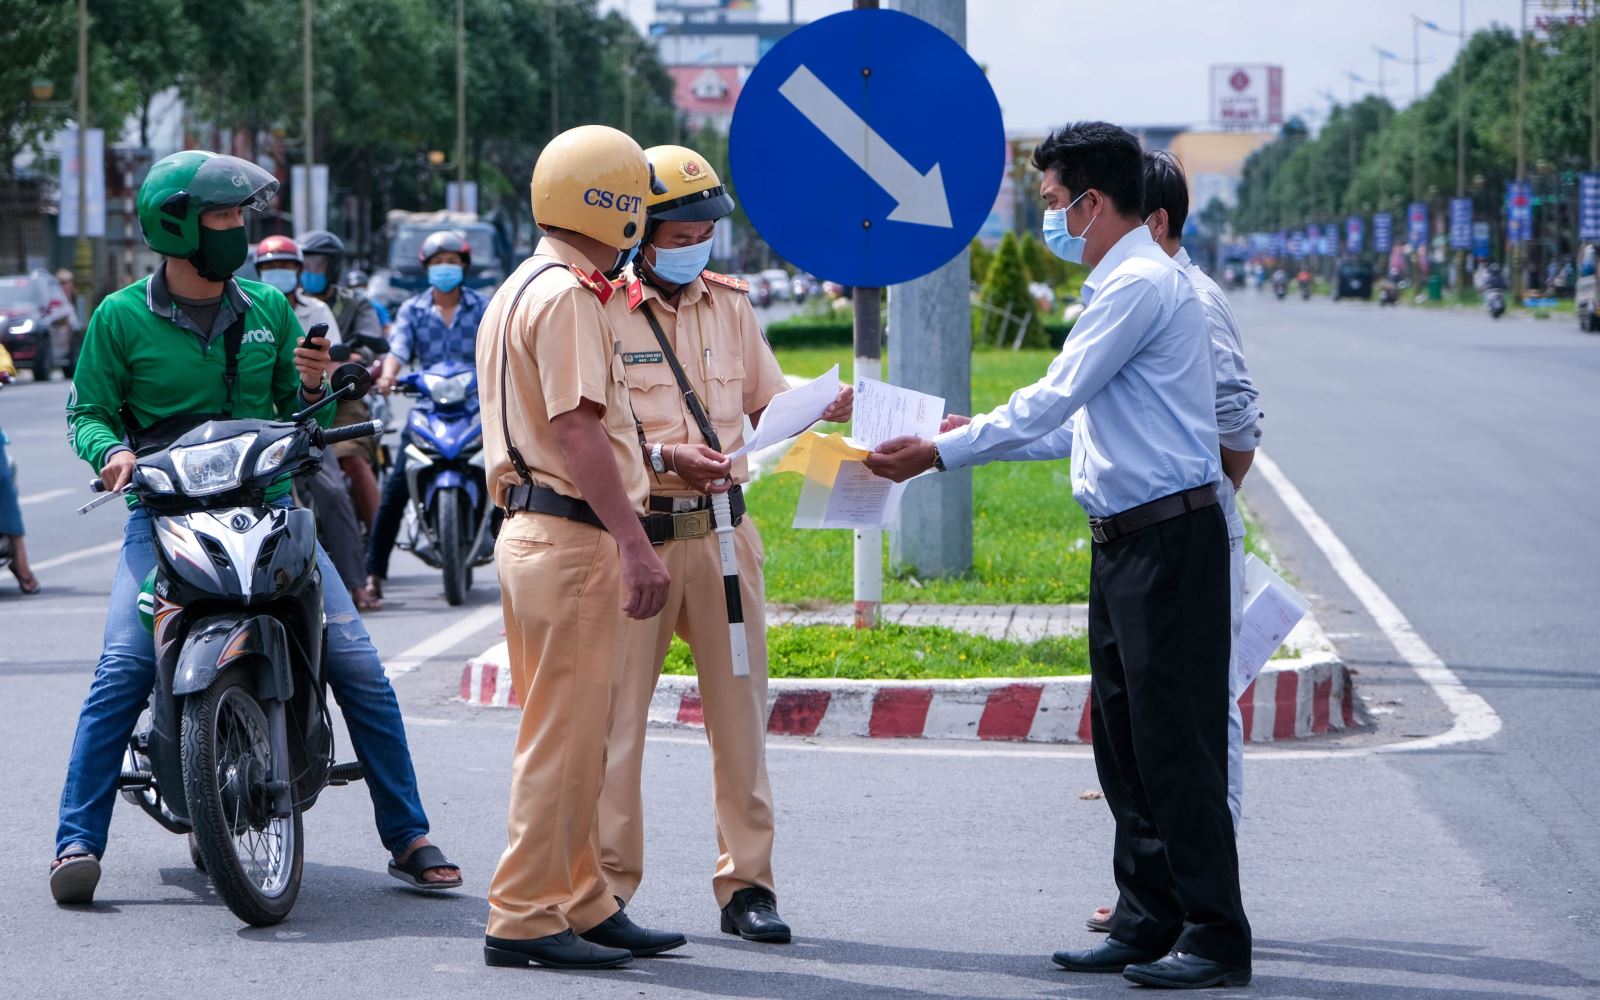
436,487,468,606
181,665,303,926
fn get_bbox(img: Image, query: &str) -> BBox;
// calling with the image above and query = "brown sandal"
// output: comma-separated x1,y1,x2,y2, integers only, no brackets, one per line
352,585,383,611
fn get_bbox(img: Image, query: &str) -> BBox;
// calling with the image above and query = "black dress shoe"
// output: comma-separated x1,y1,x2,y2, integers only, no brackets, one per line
484,930,633,970
1123,950,1252,989
1052,937,1166,973
579,907,687,957
721,888,792,943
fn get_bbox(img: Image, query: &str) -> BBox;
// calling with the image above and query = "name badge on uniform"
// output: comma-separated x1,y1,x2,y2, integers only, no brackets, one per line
622,351,664,366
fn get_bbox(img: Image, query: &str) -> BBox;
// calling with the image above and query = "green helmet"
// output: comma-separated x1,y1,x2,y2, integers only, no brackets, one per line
136,150,279,258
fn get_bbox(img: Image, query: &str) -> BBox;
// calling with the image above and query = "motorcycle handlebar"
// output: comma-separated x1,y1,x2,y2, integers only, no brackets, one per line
318,419,383,446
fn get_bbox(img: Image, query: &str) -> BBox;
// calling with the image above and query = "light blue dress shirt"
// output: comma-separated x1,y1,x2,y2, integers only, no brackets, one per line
933,226,1220,520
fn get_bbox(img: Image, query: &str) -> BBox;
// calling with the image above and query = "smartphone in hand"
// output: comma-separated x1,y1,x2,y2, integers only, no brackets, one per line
301,322,329,351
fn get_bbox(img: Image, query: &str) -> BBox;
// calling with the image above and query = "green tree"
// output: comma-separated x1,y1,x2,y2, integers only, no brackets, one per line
96,0,197,148
977,231,1043,348
0,0,76,176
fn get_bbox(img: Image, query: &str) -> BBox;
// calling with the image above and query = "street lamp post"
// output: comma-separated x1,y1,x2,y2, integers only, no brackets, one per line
456,0,466,190
74,0,92,299
1419,11,1469,294
1514,0,1529,301
303,0,314,166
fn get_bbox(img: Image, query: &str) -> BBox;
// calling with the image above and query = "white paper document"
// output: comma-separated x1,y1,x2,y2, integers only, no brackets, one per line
727,364,840,459
1234,554,1311,691
786,377,945,530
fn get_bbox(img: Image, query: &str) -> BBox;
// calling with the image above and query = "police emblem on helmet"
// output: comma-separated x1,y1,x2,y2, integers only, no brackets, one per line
680,160,703,182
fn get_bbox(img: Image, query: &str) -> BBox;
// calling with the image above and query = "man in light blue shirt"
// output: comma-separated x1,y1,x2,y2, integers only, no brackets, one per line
868,122,1251,990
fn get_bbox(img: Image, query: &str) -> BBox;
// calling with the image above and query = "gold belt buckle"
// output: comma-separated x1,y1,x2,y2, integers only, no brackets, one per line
673,509,712,539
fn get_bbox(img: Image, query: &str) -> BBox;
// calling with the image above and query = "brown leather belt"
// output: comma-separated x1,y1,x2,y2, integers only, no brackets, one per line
1088,484,1219,544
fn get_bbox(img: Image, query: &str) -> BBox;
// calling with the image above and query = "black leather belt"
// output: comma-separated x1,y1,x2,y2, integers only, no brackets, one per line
643,485,744,542
503,483,607,530
1088,484,1219,544
502,482,744,545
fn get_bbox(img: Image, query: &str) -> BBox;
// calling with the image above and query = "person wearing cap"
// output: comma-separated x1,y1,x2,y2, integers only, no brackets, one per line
477,125,682,971
365,230,488,599
51,149,459,905
255,234,381,612
596,144,851,944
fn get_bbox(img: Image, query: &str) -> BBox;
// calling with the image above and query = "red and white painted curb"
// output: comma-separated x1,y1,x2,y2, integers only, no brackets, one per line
459,638,1358,744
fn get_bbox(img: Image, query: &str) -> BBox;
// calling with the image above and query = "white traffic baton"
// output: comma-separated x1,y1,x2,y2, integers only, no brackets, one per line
710,483,749,677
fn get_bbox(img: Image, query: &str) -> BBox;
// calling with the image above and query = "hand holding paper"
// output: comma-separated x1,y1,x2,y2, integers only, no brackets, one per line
728,364,841,459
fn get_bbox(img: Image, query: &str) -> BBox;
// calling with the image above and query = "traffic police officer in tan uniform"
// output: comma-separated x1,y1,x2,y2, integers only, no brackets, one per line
477,125,684,972
598,145,852,943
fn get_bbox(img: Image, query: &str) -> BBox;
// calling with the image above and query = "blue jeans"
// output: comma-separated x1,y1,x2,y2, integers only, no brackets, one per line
56,502,431,859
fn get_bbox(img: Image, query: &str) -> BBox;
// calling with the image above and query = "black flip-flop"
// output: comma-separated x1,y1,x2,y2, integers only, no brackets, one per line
388,844,462,891
50,850,100,904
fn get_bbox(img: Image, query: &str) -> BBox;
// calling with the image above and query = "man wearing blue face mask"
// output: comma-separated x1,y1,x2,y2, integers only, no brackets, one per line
366,230,489,598
867,121,1250,989
597,144,851,946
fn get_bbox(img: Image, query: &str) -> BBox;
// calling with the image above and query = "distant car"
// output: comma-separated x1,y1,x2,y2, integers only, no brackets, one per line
759,269,792,302
1334,259,1374,301
0,275,59,381
28,269,80,376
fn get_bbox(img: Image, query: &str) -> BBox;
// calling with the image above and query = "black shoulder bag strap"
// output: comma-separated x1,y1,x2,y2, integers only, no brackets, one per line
497,258,581,484
640,301,721,454
220,312,246,418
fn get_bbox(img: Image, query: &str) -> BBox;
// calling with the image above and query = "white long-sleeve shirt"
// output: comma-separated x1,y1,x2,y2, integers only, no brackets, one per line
933,226,1220,519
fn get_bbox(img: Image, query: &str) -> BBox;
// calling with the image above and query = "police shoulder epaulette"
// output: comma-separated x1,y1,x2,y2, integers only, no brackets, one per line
626,277,645,310
567,264,614,305
702,270,750,294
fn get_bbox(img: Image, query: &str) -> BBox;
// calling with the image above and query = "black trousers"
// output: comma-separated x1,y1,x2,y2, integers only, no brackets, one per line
1090,502,1251,967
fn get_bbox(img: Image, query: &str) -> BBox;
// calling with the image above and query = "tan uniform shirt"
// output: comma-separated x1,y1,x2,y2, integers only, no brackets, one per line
477,237,650,511
607,267,788,496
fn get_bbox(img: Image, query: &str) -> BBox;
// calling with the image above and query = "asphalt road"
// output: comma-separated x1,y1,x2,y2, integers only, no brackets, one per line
1,294,1597,999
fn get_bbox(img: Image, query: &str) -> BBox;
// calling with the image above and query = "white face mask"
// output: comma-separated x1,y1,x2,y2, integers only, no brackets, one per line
260,269,299,295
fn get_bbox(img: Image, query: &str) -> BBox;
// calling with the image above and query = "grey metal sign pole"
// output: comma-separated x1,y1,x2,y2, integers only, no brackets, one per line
887,0,973,580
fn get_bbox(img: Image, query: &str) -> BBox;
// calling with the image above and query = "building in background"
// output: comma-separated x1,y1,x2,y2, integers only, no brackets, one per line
649,0,796,134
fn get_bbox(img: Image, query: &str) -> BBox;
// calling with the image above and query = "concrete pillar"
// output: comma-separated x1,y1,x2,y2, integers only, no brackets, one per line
886,0,972,579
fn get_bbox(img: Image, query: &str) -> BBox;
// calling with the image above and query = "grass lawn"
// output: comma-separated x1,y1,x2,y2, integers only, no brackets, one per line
748,346,1093,605
662,623,1089,680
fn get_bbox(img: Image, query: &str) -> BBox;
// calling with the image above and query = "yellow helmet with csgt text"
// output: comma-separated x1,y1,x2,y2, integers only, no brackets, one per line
531,125,660,251
643,145,736,225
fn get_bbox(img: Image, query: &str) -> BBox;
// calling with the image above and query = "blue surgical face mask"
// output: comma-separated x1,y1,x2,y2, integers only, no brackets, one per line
1042,191,1097,264
299,271,328,295
648,237,714,286
259,268,299,294
428,263,464,293
606,242,639,281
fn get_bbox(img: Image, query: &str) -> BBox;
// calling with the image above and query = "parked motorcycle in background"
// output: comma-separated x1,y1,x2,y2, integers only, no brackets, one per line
1272,270,1288,300
394,362,495,606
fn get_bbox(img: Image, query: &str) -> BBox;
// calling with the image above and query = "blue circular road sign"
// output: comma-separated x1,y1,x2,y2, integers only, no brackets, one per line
730,8,1005,288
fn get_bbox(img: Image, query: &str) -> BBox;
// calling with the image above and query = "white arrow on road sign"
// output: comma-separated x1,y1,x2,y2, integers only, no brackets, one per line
777,65,953,229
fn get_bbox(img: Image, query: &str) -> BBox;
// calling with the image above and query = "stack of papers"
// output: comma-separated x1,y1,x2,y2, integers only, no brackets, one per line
1234,555,1311,691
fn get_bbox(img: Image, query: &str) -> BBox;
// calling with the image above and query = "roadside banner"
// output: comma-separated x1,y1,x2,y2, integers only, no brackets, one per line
1580,173,1600,241
1290,230,1306,259
1507,181,1532,243
1449,198,1472,250
1345,215,1363,255
1407,201,1428,247
1472,221,1491,259
1373,212,1393,254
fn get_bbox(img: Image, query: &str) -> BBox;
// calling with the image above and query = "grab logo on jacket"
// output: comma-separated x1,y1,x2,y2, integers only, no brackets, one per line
242,329,276,345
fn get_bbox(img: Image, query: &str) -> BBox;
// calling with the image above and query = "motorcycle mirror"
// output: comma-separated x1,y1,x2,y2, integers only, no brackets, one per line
332,362,373,399
328,343,353,363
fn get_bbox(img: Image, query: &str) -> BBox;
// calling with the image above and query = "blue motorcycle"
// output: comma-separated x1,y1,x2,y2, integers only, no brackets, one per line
395,362,495,605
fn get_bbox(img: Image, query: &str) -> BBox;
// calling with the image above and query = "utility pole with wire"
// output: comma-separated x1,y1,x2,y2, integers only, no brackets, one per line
456,0,466,190
548,0,560,136
303,0,314,166
74,0,91,297
1514,0,1528,301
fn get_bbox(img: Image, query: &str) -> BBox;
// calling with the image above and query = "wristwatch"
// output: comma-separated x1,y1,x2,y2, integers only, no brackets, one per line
650,441,667,474
300,372,330,399
932,443,947,472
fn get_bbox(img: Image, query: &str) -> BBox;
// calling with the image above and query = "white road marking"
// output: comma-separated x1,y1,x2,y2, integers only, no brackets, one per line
382,604,504,678
31,539,123,571
1252,451,1501,752
19,487,73,506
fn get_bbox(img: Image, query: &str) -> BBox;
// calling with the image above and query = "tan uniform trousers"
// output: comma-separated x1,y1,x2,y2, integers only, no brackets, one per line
486,511,624,940
599,516,775,908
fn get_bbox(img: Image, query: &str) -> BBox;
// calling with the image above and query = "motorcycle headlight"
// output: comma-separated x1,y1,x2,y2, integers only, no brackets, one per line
136,465,176,494
170,432,256,496
254,435,293,476
8,318,35,335
424,372,473,406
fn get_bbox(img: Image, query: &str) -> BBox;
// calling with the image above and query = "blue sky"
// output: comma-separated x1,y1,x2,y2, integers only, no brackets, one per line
603,0,1527,133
